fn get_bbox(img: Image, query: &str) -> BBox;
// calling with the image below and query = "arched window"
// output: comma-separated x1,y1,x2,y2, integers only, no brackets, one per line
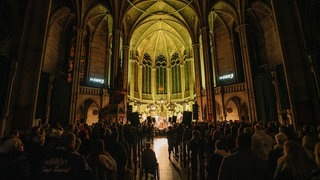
171,52,181,94
184,59,191,92
156,55,167,94
134,58,139,93
142,53,152,94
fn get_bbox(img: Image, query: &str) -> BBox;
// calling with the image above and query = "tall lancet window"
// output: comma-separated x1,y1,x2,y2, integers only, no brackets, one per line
171,52,181,94
184,59,191,91
156,55,167,94
142,53,152,94
134,58,139,93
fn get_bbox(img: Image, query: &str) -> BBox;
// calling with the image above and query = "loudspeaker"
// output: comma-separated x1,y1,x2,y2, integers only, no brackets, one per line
192,104,199,120
172,116,177,123
182,111,192,126
130,112,140,126
147,116,152,123
169,117,172,123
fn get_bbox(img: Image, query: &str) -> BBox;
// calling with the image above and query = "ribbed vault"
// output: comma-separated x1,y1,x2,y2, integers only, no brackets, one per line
124,0,197,61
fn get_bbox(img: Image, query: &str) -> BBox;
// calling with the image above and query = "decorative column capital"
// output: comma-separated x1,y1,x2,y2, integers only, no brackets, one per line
192,43,201,48
235,24,249,32
73,26,87,36
200,26,209,32
123,45,130,50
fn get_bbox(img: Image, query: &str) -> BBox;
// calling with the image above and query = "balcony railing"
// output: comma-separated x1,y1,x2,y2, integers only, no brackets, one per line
79,86,103,96
214,83,246,94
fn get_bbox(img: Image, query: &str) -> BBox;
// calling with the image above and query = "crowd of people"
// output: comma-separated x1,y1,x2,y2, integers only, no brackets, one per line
0,122,140,180
165,120,320,180
0,119,320,180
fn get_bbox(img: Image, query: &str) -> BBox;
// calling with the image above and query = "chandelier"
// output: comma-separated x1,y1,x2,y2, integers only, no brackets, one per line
127,0,194,15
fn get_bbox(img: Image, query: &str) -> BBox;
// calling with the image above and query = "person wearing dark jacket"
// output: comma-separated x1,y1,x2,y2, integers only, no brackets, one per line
218,133,272,180
141,142,158,178
0,137,30,180
40,132,92,180
206,140,230,180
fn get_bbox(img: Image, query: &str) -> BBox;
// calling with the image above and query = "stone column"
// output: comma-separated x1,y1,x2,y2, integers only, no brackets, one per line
122,45,130,91
271,0,320,127
70,27,87,122
45,75,54,124
105,47,112,87
192,43,203,121
110,29,121,89
235,24,257,122
138,64,143,99
167,67,171,101
1,61,17,137
201,26,216,122
180,64,185,99
11,0,52,131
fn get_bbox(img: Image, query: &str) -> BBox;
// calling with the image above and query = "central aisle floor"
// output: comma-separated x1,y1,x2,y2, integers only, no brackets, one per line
138,137,185,180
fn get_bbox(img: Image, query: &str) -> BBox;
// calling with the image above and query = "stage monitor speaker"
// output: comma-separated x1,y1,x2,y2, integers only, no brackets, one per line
182,111,192,126
130,112,140,126
172,116,177,123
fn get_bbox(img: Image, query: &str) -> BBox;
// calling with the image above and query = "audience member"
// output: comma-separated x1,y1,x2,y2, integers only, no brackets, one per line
218,133,272,180
206,140,230,180
40,132,92,180
87,139,117,180
251,123,275,160
274,140,316,180
141,142,158,177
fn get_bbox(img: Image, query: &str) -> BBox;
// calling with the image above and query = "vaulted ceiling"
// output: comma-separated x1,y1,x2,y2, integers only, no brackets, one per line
123,0,198,61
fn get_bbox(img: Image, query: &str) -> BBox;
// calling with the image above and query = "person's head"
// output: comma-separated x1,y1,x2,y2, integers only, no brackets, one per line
0,138,24,153
192,130,201,139
59,132,76,150
91,139,105,154
215,140,225,151
275,132,288,146
78,129,89,140
145,142,152,149
254,123,263,132
302,135,315,152
8,130,19,138
236,133,251,149
283,140,304,157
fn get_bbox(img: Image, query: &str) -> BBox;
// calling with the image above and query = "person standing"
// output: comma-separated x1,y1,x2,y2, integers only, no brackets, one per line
218,133,272,180
40,132,92,180
141,142,158,178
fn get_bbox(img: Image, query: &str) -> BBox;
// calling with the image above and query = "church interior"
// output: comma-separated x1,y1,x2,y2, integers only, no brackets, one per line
0,0,320,136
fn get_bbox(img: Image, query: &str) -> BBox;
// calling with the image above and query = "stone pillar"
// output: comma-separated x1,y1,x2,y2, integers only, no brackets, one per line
105,47,112,87
1,61,17,137
235,24,257,122
11,0,52,131
271,71,284,123
110,29,121,89
45,75,54,124
69,27,87,123
201,26,216,122
220,87,227,121
180,64,185,99
138,64,143,99
122,45,130,91
271,0,320,127
167,67,171,101
192,44,203,120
